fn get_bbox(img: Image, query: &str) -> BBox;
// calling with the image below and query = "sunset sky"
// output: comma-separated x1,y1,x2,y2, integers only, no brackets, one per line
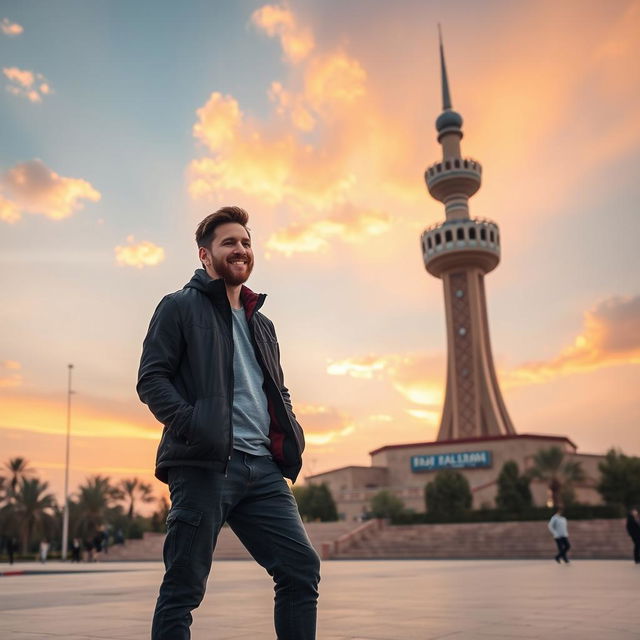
1,0,639,506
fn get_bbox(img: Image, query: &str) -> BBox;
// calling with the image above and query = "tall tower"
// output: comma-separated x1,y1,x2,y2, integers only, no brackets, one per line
421,31,515,441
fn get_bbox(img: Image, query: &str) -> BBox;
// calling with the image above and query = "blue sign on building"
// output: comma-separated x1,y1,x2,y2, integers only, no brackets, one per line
411,450,492,472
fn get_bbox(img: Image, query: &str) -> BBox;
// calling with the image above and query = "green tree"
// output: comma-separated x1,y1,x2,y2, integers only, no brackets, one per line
3,456,36,501
369,490,405,519
292,483,338,522
495,461,532,512
597,449,640,508
12,477,56,553
0,475,7,505
425,469,472,518
119,477,155,520
75,475,123,538
528,446,585,509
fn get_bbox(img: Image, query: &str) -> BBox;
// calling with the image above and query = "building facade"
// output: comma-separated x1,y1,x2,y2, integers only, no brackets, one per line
308,435,604,521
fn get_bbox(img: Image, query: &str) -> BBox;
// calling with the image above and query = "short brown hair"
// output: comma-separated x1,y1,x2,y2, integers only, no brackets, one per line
195,206,250,248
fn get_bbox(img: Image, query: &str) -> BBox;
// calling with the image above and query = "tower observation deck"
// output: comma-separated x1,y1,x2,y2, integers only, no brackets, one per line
422,30,515,441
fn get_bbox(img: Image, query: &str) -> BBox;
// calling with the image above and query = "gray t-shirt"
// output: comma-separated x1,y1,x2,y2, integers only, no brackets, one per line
231,306,271,456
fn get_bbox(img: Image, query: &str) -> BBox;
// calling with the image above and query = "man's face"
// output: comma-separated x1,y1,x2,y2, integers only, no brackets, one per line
202,222,254,286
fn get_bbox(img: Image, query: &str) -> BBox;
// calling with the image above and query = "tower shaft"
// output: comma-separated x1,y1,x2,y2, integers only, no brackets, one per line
439,269,515,440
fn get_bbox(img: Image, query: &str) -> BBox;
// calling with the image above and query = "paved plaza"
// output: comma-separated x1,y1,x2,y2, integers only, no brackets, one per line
1,559,639,639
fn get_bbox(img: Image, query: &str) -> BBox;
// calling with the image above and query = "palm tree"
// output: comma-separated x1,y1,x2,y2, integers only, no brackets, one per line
119,477,156,519
0,475,7,505
75,475,123,539
528,446,585,508
3,457,36,500
12,477,56,553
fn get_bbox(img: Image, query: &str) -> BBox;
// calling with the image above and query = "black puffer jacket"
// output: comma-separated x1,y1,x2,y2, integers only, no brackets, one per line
137,269,305,483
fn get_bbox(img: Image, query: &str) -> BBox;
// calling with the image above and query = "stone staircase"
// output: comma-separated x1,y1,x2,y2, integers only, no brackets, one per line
335,519,631,560
104,519,631,561
104,521,359,562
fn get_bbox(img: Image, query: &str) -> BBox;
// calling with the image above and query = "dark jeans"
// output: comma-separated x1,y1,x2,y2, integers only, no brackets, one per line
633,539,640,564
554,536,571,563
152,451,320,640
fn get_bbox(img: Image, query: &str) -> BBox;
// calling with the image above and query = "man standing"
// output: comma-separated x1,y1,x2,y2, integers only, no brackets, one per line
548,508,571,563
625,507,640,564
137,206,320,640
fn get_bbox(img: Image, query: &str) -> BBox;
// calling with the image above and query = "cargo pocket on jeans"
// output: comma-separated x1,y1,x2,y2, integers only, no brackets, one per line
165,507,202,567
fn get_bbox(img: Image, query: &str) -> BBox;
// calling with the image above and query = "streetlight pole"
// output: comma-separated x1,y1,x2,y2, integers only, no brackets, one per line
61,363,74,561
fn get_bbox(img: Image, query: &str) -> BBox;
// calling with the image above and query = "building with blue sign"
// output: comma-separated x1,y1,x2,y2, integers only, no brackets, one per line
307,434,604,521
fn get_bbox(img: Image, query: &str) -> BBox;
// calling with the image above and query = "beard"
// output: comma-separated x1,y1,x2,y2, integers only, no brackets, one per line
211,253,254,286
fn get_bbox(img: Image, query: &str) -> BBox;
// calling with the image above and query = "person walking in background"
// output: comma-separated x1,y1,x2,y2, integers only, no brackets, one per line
137,206,319,640
7,537,17,564
84,538,94,562
71,537,82,563
100,525,110,555
548,508,571,563
92,530,104,561
38,539,49,564
625,507,640,564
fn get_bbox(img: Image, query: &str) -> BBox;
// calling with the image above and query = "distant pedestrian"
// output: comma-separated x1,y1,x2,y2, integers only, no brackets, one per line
101,526,110,555
39,539,50,564
548,508,571,563
625,507,640,564
93,531,103,561
71,537,82,563
6,537,17,564
84,538,94,562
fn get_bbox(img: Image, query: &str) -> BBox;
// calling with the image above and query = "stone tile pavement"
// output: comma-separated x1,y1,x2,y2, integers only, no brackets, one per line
1,559,639,639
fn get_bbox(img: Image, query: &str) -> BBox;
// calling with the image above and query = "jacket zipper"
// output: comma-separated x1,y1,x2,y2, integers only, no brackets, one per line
224,304,234,477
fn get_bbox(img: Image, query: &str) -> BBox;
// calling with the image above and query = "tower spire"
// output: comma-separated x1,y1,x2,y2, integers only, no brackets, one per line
438,24,452,110
434,25,463,154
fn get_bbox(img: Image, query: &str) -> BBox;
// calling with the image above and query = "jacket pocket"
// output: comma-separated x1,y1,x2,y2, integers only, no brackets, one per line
187,395,227,448
165,507,202,567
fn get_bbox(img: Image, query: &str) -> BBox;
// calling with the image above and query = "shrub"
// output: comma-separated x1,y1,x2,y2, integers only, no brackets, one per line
292,483,338,522
425,469,472,518
369,490,405,519
496,461,532,512
598,449,640,508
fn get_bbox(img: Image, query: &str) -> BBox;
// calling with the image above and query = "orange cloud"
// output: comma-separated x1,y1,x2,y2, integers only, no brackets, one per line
251,4,315,63
303,53,366,113
296,403,354,446
504,295,640,387
405,409,440,424
114,236,165,269
0,159,100,222
0,194,20,223
327,354,389,379
327,352,445,411
188,5,421,257
265,205,391,256
3,67,52,102
189,91,356,209
1,18,23,36
0,391,158,441
0,360,22,388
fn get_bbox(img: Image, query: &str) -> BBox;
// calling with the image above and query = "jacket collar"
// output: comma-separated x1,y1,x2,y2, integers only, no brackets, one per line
184,269,266,320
